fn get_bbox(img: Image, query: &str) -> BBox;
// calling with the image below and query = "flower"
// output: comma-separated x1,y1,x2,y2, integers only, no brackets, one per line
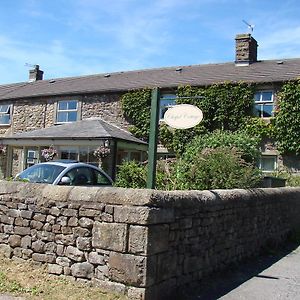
42,145,57,161
93,145,111,159
0,144,6,155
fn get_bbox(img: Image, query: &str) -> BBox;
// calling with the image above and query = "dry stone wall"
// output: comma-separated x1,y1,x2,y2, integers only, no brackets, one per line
0,181,299,300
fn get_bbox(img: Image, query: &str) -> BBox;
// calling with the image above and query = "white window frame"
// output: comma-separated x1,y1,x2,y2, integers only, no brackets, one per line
254,91,274,118
258,155,277,172
0,104,12,125
26,149,38,168
56,100,79,123
159,94,176,120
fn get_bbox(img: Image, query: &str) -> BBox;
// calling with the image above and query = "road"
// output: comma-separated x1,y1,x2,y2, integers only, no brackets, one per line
187,242,300,300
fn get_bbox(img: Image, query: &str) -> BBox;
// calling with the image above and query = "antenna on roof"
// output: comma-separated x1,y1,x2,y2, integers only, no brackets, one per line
24,63,38,69
242,20,254,33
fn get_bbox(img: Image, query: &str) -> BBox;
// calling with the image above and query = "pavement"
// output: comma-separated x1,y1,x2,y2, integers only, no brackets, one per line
186,242,300,300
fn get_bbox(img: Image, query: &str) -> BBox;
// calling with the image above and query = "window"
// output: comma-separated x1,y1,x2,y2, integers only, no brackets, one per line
159,94,176,120
60,147,78,160
258,155,277,172
56,100,78,123
0,104,12,125
64,167,111,186
26,149,38,167
254,91,274,118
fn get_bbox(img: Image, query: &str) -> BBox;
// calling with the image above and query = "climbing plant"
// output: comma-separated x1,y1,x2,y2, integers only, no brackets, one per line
274,79,300,155
240,117,275,141
161,82,255,155
121,88,152,140
121,82,256,154
176,82,255,132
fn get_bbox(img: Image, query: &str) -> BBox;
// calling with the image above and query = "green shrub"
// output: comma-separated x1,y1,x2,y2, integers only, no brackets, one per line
114,159,178,190
184,130,261,164
175,147,262,190
114,161,147,188
269,169,300,187
115,131,262,190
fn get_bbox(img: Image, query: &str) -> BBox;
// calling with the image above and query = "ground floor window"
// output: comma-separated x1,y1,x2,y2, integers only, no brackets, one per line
58,146,110,171
258,155,277,172
24,145,109,171
26,148,38,168
116,149,146,166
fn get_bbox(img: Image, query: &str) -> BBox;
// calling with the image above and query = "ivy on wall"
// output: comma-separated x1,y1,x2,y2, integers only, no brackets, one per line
274,79,300,155
241,117,275,141
121,88,152,139
121,80,300,156
176,82,255,132
121,82,255,154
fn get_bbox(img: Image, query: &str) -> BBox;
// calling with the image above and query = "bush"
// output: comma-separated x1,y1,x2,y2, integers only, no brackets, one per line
269,169,300,187
115,131,262,190
175,147,262,190
114,161,147,188
114,159,178,190
184,130,261,163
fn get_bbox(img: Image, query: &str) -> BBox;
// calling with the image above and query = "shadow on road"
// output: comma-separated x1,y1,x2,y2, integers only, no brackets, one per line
181,240,300,300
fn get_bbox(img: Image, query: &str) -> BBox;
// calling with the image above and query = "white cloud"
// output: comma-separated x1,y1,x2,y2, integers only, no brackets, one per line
259,26,300,59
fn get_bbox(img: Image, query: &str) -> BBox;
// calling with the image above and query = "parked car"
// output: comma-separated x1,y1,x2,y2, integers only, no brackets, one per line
16,160,113,186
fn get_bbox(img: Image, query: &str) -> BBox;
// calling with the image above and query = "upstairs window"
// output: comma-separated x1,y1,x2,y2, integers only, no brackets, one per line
56,100,78,123
254,91,274,118
159,94,176,120
0,104,12,125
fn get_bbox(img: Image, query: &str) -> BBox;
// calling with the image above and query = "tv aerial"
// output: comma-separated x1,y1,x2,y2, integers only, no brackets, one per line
242,20,254,33
24,63,39,69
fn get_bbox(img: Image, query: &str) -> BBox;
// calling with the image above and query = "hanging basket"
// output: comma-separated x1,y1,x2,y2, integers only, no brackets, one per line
41,145,57,161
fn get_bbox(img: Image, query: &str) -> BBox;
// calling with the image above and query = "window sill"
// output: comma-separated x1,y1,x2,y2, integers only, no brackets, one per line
54,121,77,125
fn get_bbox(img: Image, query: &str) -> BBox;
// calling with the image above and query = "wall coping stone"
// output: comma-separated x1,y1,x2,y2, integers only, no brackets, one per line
1,181,300,209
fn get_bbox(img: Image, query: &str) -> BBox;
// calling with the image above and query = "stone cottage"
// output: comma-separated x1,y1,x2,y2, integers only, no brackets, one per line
0,33,300,178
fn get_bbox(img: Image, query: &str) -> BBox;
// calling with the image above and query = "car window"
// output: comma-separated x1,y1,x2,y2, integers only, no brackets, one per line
18,164,65,184
63,167,111,186
91,168,112,185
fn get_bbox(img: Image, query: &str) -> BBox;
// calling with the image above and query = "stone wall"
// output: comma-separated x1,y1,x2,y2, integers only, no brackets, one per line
0,181,299,300
7,93,128,135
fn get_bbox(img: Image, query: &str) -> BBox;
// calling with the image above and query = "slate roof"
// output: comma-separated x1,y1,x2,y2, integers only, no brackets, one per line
3,118,146,144
0,58,300,101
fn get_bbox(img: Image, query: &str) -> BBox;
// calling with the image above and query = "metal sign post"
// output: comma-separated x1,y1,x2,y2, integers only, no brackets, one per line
146,89,203,189
147,87,160,189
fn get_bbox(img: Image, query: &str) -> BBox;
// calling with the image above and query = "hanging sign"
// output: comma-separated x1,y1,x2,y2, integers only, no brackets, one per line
164,104,203,129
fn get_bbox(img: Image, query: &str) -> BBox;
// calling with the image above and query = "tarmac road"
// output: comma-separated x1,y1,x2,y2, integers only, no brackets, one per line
186,242,300,300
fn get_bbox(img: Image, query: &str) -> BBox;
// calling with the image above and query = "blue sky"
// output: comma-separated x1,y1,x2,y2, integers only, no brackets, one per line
0,0,300,84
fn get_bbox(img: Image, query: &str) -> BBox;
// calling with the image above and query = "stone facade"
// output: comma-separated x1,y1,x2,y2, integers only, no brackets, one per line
0,181,299,299
0,92,132,178
0,93,128,136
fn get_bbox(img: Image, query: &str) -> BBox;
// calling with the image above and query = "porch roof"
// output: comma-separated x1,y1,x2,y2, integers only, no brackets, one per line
2,118,147,145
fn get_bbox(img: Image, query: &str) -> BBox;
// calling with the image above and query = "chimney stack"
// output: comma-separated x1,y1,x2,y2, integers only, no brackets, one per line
29,65,44,82
235,34,258,65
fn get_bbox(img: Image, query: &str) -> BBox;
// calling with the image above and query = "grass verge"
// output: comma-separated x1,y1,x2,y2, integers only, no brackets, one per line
0,255,127,300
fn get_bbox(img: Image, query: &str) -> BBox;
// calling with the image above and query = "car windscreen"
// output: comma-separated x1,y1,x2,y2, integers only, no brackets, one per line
18,164,66,184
